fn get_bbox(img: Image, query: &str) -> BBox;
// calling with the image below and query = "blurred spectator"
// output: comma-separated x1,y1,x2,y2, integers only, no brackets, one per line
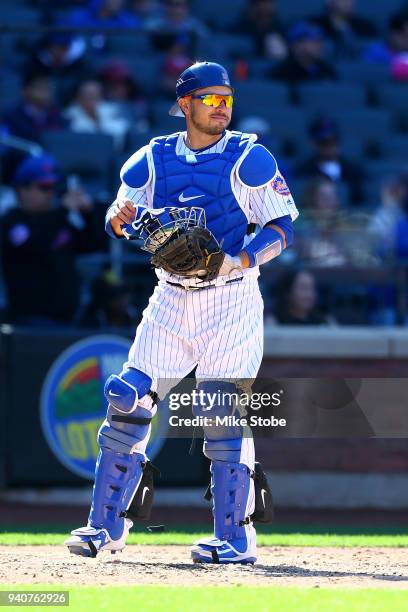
97,59,149,129
24,33,91,106
366,173,408,324
362,11,408,81
369,173,408,260
146,0,208,56
66,0,140,28
234,0,287,60
129,0,159,22
3,73,63,146
79,269,137,330
1,73,64,184
0,154,98,326
160,46,193,98
64,79,130,150
298,178,349,266
271,269,335,325
296,117,364,204
271,21,336,82
0,185,17,217
312,0,377,58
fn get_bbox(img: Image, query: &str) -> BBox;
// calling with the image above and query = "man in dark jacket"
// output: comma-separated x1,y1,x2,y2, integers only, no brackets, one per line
3,73,63,146
0,154,98,326
271,21,336,82
296,117,365,205
312,0,377,58
1,73,64,184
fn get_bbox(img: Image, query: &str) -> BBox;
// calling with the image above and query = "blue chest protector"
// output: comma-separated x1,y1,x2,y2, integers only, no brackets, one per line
150,132,252,256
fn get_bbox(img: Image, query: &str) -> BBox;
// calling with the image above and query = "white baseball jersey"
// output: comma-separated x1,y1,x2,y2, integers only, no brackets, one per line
117,130,298,397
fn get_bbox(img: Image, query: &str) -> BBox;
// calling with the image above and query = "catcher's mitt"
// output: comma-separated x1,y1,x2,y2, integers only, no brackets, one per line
151,225,225,281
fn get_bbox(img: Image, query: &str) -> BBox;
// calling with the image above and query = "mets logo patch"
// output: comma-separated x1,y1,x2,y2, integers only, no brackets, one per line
271,175,290,196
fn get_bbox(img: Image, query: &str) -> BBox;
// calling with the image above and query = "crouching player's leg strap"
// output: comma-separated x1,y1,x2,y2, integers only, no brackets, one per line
88,367,158,539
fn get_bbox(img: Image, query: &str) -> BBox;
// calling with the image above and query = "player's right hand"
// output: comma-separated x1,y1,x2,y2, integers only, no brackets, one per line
216,253,243,277
110,200,136,236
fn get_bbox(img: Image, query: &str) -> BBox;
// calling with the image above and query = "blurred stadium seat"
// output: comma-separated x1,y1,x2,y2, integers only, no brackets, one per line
249,58,273,79
42,131,115,201
0,72,22,113
330,109,392,144
357,0,403,29
126,126,183,155
191,0,247,28
0,0,28,5
234,80,289,116
366,160,408,179
297,83,367,113
337,61,392,85
342,136,365,161
376,83,408,112
209,33,256,61
375,84,408,130
277,0,324,23
106,33,153,57
0,6,40,25
378,135,408,160
363,159,408,206
151,100,185,133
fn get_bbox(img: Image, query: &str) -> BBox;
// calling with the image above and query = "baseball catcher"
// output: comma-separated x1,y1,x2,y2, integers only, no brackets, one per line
65,61,298,564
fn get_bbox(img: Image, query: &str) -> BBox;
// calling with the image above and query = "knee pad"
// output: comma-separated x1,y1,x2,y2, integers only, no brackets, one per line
104,367,156,414
98,403,155,455
100,367,158,455
193,380,240,439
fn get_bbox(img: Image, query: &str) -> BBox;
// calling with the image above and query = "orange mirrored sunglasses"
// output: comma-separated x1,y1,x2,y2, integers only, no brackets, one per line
189,93,234,109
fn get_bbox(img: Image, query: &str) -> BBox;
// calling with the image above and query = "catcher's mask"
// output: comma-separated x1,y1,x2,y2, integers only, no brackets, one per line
140,206,206,254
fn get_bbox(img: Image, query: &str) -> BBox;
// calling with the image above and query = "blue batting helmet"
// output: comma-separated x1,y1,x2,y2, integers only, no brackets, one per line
169,61,234,117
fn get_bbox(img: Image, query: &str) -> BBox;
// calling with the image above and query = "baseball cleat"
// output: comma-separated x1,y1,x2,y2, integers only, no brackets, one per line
191,537,256,565
64,518,133,558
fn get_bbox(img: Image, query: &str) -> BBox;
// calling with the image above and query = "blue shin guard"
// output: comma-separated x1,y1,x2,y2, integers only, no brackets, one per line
65,448,144,557
191,382,256,564
65,368,156,557
88,447,145,540
191,458,256,564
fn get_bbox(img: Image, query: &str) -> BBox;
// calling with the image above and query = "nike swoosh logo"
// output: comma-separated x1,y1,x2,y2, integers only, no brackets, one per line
178,193,205,203
261,489,266,507
141,486,149,505
108,390,120,397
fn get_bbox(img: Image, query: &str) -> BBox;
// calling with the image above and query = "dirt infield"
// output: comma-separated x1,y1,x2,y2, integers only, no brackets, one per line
1,546,408,589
